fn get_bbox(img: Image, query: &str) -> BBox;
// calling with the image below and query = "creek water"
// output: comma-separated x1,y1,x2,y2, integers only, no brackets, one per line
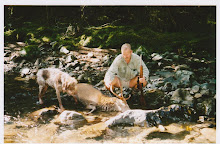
4,74,216,143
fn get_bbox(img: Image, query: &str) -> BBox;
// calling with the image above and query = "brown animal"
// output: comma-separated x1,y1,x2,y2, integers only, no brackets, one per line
75,83,130,114
36,68,78,112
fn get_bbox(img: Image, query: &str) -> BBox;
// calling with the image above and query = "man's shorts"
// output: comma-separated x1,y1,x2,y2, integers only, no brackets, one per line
104,78,130,88
121,79,130,88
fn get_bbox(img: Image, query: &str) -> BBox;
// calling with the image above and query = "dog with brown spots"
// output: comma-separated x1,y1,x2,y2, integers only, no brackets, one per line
36,68,78,112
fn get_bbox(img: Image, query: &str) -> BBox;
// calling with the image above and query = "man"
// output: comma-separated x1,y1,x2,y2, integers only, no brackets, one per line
104,43,149,91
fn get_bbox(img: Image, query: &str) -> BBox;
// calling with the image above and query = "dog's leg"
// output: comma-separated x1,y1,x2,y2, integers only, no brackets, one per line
38,85,48,104
55,88,65,112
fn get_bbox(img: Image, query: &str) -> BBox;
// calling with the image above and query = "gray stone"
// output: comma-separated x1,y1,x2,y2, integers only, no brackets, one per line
200,83,209,90
57,110,87,127
174,64,189,71
149,75,161,81
65,55,73,63
60,46,69,54
200,89,210,96
170,88,194,105
20,67,30,77
194,93,202,98
175,70,193,78
156,71,174,78
152,53,163,61
192,85,200,93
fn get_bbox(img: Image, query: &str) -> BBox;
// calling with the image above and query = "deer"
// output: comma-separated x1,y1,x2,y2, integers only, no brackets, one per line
74,83,131,114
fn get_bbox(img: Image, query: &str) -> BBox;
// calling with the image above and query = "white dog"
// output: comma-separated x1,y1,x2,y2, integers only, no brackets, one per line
36,68,78,112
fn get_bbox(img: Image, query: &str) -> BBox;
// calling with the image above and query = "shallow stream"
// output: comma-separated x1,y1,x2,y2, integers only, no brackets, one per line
4,74,216,143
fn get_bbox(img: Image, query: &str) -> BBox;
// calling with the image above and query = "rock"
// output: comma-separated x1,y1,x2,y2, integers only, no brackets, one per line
170,88,194,106
196,98,214,116
65,55,74,63
197,116,207,123
200,128,216,143
158,125,166,132
34,58,40,66
200,89,210,96
191,85,200,94
200,83,209,90
60,46,69,54
55,110,87,128
174,64,189,71
29,106,59,122
175,70,194,87
4,115,17,124
16,42,26,47
162,82,172,92
77,74,85,81
87,52,94,58
156,71,174,78
152,53,163,61
20,67,30,77
194,93,202,98
175,70,193,78
149,75,161,81
19,49,27,56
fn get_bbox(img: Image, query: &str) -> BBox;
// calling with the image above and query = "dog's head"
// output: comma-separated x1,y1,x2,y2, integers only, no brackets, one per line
62,76,78,95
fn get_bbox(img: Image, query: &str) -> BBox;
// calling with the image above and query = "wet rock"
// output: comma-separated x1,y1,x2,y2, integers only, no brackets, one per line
105,104,196,128
200,128,216,143
54,110,87,129
4,115,17,124
170,88,194,106
29,106,59,123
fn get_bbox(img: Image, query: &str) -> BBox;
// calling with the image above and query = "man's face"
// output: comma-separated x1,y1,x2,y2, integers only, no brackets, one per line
122,49,132,63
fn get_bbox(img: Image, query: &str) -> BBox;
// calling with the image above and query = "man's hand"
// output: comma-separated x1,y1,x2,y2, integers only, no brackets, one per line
139,76,146,84
139,76,147,87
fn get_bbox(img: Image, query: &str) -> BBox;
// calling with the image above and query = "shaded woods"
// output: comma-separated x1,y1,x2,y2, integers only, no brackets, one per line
5,6,216,58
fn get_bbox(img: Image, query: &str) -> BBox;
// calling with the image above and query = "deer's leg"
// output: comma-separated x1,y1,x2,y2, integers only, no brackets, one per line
86,104,96,114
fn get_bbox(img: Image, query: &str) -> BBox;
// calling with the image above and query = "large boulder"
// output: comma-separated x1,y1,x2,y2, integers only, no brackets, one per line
54,110,87,129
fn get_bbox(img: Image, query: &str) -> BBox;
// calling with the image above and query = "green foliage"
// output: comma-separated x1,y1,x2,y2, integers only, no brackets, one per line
21,45,41,61
4,6,216,58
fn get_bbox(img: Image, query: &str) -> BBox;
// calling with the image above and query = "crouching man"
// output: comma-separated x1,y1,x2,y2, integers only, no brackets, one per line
104,43,149,92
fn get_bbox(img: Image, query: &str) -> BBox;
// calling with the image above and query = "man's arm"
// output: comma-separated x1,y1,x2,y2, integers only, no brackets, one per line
104,55,120,87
